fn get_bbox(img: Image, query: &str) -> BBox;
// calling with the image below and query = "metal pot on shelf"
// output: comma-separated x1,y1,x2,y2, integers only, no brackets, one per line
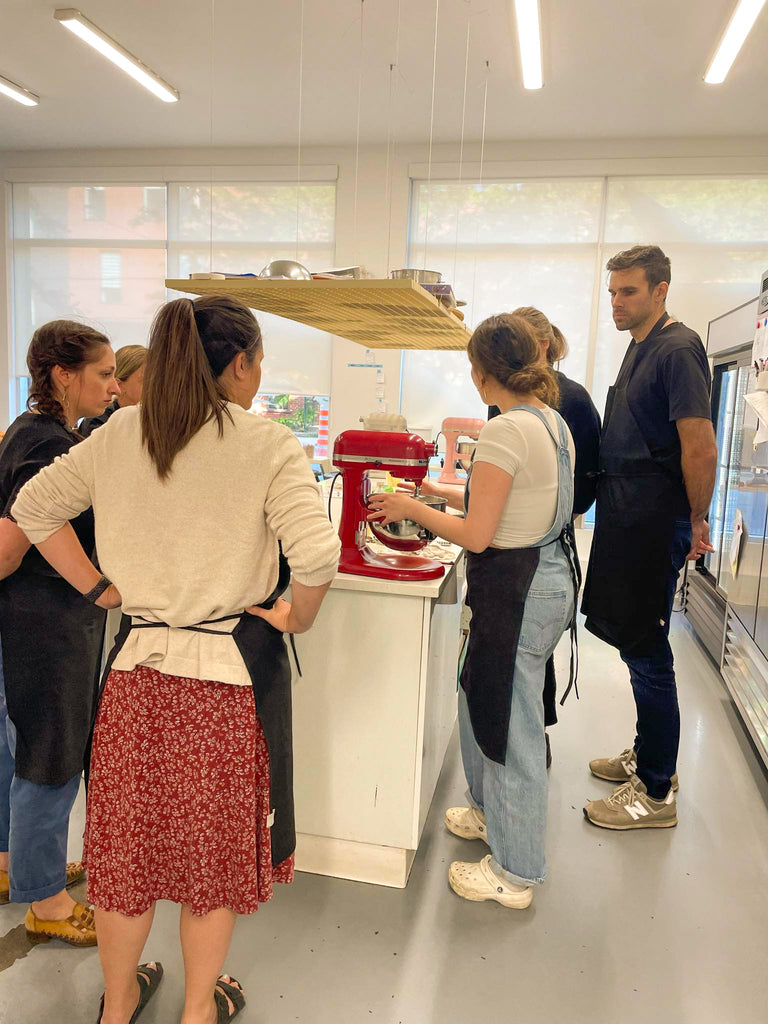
389,268,442,285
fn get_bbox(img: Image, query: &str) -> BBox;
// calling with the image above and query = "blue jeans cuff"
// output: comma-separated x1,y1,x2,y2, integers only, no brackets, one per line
490,856,544,888
10,876,69,903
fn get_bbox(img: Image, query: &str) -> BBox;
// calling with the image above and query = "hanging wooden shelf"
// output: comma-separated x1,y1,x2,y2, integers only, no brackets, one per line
164,277,471,351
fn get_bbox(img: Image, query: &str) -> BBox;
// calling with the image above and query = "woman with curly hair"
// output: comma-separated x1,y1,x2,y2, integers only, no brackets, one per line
0,320,119,945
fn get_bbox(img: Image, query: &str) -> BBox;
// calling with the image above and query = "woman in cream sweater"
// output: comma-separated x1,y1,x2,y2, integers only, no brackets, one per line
13,295,340,1024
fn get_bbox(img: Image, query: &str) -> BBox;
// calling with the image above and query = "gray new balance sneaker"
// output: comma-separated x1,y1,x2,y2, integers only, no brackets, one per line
589,746,679,791
583,774,677,830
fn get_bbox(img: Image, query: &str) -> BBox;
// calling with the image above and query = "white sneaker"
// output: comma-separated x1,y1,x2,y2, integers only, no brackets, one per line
448,854,533,909
444,806,489,844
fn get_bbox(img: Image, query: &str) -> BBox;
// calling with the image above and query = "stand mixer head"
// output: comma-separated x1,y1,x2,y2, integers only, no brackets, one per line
332,430,446,581
438,417,486,484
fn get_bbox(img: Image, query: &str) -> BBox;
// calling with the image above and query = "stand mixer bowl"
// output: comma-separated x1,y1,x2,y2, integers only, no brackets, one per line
369,494,447,550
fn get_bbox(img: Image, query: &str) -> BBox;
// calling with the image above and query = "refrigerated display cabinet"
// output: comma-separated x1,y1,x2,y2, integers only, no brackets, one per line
683,295,768,768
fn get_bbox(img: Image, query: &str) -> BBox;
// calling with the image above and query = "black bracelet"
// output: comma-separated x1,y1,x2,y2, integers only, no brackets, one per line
83,575,112,603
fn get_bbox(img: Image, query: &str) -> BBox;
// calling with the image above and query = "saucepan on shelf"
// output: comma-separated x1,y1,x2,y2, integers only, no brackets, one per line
389,268,442,285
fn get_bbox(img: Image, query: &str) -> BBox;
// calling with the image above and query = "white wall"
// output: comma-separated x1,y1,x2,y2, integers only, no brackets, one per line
2,135,768,436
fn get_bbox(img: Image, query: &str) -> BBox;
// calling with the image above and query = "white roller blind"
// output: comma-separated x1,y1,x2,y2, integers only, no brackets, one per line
167,183,336,396
11,183,167,380
404,178,604,434
406,175,768,435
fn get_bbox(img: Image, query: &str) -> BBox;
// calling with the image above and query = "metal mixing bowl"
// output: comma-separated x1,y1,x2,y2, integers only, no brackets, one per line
369,493,447,549
259,259,312,280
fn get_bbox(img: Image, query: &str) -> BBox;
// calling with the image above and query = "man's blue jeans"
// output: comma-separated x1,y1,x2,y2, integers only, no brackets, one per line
0,648,82,902
619,520,692,800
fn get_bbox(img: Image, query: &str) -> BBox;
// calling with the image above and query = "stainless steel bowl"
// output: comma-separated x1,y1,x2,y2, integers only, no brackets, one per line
370,493,447,549
389,268,442,284
259,259,312,280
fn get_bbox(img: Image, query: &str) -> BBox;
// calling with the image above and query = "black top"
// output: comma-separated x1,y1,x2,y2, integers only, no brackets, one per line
0,411,96,575
611,319,712,494
80,400,119,437
0,411,105,785
488,370,602,516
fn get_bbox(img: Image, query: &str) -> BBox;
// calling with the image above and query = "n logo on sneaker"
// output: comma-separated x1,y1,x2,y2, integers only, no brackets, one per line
625,801,649,821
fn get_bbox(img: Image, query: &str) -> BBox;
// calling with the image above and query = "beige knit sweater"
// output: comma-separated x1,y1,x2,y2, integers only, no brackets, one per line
12,404,340,686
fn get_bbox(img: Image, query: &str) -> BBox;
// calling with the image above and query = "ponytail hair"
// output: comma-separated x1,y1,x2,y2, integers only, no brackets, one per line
26,320,110,430
468,313,559,407
141,294,262,479
512,305,569,365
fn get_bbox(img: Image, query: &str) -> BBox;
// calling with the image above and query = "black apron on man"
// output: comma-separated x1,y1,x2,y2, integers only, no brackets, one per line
581,314,688,656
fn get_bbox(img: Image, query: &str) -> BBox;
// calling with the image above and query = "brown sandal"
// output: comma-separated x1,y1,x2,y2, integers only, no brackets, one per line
25,901,97,946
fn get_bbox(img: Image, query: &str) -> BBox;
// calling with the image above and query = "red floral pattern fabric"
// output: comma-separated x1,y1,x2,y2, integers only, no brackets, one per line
84,665,294,917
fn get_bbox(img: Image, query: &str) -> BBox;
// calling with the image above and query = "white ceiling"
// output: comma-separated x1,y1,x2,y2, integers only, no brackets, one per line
0,0,766,152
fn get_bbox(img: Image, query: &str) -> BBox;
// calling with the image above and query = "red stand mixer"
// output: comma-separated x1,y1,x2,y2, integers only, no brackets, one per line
333,430,446,581
438,417,486,484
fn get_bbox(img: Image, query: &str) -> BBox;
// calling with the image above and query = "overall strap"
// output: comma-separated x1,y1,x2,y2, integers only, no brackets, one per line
506,403,564,451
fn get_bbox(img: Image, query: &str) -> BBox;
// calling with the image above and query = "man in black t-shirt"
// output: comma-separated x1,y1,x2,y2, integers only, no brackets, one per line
581,245,717,831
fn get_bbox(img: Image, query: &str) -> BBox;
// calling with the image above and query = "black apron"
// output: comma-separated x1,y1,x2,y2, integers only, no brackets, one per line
0,572,106,786
460,409,579,764
98,553,296,867
581,314,682,654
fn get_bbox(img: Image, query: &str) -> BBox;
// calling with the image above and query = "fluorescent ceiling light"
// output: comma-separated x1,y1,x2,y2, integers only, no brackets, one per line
513,0,543,90
54,8,179,102
0,74,39,106
704,0,766,84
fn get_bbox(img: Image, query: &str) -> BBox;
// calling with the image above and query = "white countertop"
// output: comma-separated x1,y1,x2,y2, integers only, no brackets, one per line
329,546,463,598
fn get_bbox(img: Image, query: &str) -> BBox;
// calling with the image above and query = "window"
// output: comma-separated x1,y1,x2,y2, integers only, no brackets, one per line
100,252,122,304
404,178,604,431
11,184,167,413
142,186,165,222
592,176,768,415
252,393,330,454
405,175,768,442
167,182,336,399
83,186,106,221
10,180,337,434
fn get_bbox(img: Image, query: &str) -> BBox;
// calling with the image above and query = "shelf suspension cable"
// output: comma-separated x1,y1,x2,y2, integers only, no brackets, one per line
295,0,305,261
422,0,441,272
384,0,402,277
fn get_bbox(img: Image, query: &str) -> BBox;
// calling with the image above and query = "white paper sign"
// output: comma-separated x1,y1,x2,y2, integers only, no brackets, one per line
745,391,768,447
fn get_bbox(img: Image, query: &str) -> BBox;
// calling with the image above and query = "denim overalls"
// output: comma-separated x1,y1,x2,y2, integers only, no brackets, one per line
459,405,575,886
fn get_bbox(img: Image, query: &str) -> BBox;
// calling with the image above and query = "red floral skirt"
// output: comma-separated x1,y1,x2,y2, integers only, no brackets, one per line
84,665,294,917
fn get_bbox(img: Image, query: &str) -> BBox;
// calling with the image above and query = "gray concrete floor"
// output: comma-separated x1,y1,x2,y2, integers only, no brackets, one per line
2,612,768,1024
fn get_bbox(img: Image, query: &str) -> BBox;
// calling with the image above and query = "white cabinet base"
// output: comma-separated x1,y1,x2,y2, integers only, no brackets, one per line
295,833,416,889
290,554,464,887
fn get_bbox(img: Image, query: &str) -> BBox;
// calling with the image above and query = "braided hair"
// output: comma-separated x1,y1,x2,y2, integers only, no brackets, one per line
26,320,111,428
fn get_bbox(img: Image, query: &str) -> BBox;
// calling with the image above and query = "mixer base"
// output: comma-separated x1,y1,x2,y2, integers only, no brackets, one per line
339,545,445,581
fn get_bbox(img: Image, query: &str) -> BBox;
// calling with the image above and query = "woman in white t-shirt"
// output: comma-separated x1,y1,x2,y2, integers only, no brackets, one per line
368,313,576,910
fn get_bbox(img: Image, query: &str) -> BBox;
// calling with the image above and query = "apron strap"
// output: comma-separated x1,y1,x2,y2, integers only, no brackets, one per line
558,521,581,706
130,613,303,676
